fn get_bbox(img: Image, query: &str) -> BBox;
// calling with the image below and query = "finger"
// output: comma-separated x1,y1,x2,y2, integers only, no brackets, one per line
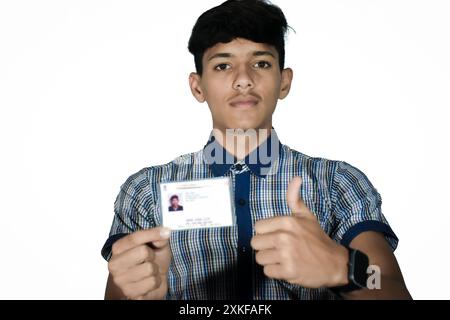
263,264,284,280
122,276,162,300
251,233,276,251
251,231,292,251
287,176,314,219
112,227,171,256
150,239,170,250
114,261,159,285
255,249,280,266
254,216,295,235
109,245,155,274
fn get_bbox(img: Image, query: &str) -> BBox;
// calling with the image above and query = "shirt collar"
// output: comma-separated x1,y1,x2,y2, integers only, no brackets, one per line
202,128,282,178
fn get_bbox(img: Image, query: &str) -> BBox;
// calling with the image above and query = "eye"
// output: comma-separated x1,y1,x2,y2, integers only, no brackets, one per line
253,61,272,69
214,63,231,71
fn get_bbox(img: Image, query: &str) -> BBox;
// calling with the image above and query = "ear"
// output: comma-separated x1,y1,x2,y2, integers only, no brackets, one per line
189,72,206,103
278,68,293,100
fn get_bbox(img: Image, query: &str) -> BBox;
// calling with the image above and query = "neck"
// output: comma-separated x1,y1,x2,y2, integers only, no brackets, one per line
211,126,273,161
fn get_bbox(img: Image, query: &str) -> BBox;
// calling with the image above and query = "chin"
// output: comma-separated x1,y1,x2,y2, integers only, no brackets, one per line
225,123,264,131
214,115,268,132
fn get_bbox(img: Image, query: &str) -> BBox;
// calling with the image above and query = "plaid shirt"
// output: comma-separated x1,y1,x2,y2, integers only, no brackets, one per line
101,130,398,300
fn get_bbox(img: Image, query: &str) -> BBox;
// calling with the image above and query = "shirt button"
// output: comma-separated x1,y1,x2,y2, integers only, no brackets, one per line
241,246,247,253
238,198,246,206
235,163,243,171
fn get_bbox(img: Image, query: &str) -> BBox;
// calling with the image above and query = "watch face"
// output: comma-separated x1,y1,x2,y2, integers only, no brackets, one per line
351,250,370,288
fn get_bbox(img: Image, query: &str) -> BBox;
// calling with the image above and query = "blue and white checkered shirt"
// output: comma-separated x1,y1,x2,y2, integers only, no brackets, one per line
101,130,398,300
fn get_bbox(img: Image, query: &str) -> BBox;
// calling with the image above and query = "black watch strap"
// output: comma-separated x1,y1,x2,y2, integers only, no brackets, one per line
330,246,370,294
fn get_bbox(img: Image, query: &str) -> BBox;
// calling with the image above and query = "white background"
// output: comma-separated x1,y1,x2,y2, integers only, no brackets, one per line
0,0,449,299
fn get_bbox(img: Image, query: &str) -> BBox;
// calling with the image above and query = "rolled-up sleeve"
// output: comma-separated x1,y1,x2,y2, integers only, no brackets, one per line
330,161,398,251
101,169,156,261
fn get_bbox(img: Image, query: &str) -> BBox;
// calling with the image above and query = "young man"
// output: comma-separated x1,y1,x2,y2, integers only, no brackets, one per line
168,195,183,212
102,0,411,300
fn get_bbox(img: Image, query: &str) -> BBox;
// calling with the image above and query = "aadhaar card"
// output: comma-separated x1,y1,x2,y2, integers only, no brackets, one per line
159,177,236,231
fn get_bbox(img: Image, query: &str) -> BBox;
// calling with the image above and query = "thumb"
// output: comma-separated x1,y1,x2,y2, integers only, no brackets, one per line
287,176,313,219
151,230,172,273
151,238,170,250
150,228,171,250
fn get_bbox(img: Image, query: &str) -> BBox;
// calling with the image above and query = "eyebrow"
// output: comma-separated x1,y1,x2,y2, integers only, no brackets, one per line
207,50,275,61
253,51,275,58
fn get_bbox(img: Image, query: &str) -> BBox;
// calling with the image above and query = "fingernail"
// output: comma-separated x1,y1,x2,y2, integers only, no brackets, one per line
160,228,171,239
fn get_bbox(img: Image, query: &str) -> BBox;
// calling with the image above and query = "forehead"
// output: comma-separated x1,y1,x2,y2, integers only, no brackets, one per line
204,38,278,60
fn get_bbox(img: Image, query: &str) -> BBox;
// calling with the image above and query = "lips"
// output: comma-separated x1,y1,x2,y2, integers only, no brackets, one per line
229,96,259,108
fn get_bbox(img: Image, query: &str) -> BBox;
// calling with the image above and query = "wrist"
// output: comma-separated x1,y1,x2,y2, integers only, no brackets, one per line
331,244,350,287
330,246,370,294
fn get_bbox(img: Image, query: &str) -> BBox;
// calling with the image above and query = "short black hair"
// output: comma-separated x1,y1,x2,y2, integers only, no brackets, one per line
188,0,289,75
170,195,179,201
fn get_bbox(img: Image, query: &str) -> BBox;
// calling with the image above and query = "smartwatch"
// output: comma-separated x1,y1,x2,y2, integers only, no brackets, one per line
331,246,370,294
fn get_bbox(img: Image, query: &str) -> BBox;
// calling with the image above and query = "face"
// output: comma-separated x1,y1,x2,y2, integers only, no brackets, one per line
189,38,293,132
171,198,179,206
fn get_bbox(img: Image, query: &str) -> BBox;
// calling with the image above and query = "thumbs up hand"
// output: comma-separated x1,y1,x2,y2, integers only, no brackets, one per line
251,177,349,288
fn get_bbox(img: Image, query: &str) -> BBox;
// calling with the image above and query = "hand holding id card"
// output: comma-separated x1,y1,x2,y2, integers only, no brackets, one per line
159,177,235,230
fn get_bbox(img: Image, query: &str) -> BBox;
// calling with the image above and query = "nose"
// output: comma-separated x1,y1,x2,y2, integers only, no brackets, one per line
232,66,254,91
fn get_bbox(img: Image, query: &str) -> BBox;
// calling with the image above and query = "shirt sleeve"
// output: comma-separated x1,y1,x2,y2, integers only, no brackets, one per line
330,161,399,251
101,169,156,261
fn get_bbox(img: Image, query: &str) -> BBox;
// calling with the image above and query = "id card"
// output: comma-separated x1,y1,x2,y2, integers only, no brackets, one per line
159,177,235,230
